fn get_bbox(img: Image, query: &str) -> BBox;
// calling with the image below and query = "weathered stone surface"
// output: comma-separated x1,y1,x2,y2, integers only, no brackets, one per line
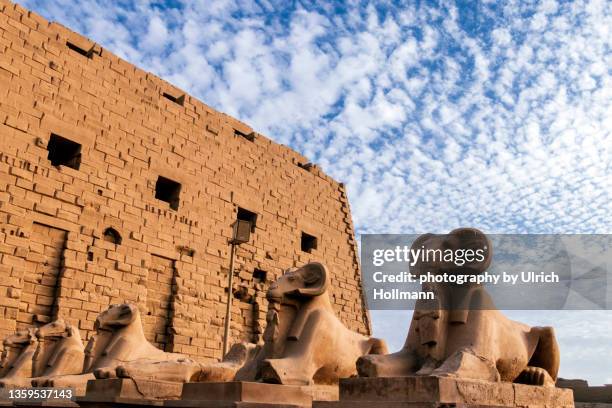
0,329,38,388
557,380,612,403
80,378,183,402
299,385,337,402
167,402,303,408
114,341,258,385
235,263,387,386
558,379,590,388
313,376,574,408
113,263,386,388
574,388,612,403
316,403,540,408
0,321,84,390
0,0,369,367
33,321,85,379
12,401,78,407
24,304,186,396
165,381,311,407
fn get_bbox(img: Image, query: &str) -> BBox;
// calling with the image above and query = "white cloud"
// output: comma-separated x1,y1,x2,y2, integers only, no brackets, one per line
142,15,169,51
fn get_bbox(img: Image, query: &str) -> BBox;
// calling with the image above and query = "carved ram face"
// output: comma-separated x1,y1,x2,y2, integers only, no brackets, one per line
36,319,68,339
2,329,36,347
267,262,329,303
95,303,137,330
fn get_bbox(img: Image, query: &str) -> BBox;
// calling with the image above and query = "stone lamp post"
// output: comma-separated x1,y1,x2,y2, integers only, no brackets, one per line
222,220,252,356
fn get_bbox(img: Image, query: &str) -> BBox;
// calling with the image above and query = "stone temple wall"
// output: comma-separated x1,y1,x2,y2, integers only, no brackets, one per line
0,0,370,361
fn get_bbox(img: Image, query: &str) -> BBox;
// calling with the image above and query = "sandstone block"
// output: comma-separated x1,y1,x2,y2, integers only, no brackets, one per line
314,376,574,408
78,378,183,403
166,382,312,408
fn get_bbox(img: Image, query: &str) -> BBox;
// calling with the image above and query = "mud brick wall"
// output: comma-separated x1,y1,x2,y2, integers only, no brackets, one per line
0,0,371,361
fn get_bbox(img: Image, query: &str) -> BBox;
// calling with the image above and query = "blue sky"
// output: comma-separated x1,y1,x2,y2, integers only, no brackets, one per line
19,0,611,384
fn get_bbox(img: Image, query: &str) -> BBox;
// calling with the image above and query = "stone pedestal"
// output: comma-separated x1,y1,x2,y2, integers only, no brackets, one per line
569,385,612,404
12,402,78,408
313,376,574,408
0,395,78,408
77,378,183,407
300,385,336,402
165,381,313,408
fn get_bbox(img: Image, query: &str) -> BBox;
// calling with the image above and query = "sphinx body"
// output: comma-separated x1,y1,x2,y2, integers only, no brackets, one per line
357,228,560,387
114,262,387,387
115,342,260,383
0,329,38,388
0,319,85,389
32,320,85,382
235,262,387,385
0,330,31,378
33,303,185,394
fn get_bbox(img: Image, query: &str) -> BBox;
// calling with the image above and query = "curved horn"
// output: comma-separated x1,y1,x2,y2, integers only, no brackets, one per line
295,262,329,297
115,303,138,326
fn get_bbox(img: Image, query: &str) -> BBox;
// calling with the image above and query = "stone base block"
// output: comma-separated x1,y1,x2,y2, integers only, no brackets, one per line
77,378,183,406
0,396,78,408
571,386,612,403
299,385,336,402
313,376,574,408
165,381,313,408
12,402,78,408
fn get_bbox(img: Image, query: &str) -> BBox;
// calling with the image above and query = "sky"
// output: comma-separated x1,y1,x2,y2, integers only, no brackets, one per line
18,0,611,384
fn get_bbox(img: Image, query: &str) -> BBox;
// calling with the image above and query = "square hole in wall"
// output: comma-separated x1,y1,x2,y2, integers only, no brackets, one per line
103,227,122,245
234,129,255,142
297,162,313,172
237,207,257,232
162,92,185,106
47,134,82,170
66,41,94,58
301,232,318,253
155,176,181,210
253,268,267,283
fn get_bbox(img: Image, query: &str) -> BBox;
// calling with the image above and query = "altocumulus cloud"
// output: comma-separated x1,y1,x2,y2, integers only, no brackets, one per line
19,0,611,384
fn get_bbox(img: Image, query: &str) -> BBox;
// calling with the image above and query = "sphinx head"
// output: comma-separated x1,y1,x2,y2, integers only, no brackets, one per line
267,262,329,304
36,319,69,340
3,329,36,348
0,332,27,368
412,228,492,276
95,303,138,330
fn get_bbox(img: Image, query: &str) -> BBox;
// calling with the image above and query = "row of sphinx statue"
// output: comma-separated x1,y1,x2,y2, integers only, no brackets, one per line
0,229,561,396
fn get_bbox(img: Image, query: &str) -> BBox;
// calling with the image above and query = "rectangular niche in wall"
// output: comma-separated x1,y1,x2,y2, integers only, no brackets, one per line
47,134,82,170
253,268,267,283
234,129,255,142
237,207,257,233
144,255,177,352
19,223,67,328
162,92,185,106
66,41,95,58
155,176,181,210
301,232,318,253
